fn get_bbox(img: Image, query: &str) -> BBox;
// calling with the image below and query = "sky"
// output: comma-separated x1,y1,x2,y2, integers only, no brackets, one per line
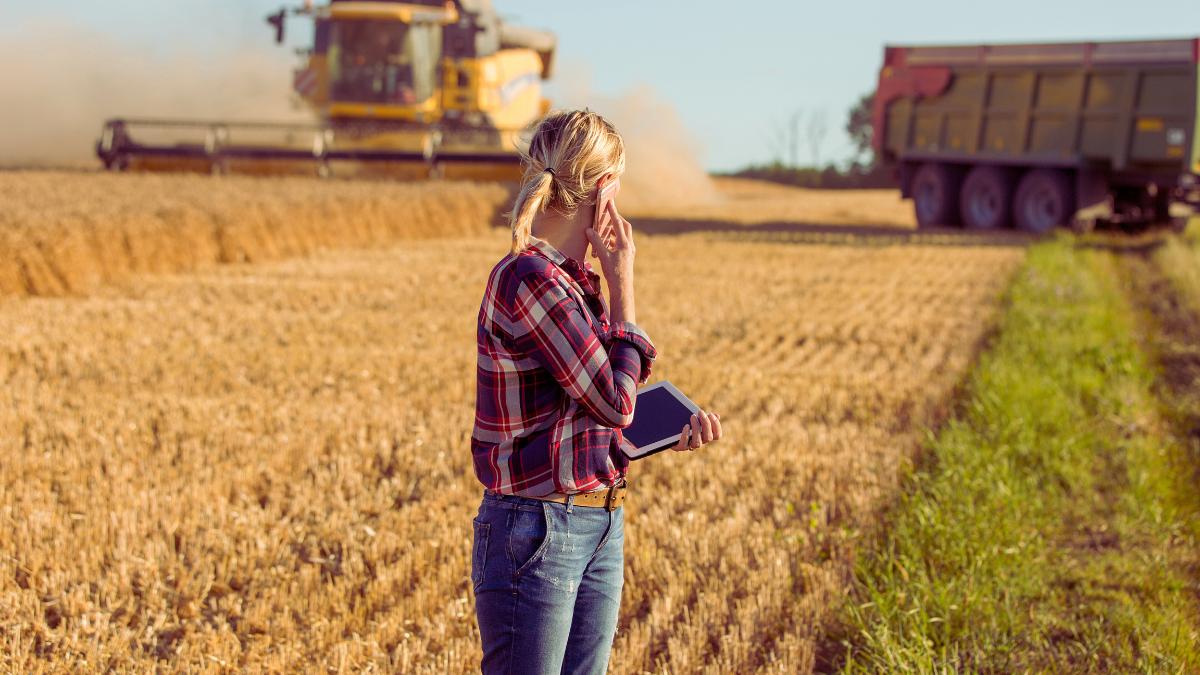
6,1,1198,171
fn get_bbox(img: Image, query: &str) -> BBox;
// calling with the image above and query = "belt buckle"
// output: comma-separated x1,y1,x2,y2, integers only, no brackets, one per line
604,478,626,512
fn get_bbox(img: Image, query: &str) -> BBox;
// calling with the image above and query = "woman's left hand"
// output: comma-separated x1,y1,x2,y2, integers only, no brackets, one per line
590,200,621,256
673,409,722,452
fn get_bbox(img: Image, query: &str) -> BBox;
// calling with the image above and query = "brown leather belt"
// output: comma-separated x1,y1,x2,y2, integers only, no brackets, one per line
491,479,627,511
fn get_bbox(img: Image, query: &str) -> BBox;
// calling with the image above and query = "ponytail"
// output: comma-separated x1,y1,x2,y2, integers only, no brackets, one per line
510,170,555,254
508,110,625,255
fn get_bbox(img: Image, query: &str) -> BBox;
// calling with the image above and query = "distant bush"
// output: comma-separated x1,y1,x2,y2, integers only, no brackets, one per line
724,161,897,190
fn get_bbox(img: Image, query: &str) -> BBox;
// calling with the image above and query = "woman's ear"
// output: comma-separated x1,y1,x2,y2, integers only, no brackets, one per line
603,173,621,199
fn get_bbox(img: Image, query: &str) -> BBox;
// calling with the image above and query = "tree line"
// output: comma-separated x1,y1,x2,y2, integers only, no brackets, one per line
726,92,896,189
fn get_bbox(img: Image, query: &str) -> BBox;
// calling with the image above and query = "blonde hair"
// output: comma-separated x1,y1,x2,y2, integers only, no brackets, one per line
509,110,626,254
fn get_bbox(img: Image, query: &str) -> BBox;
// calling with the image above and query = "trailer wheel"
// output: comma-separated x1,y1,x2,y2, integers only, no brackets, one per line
911,163,961,227
1014,169,1073,234
959,166,1013,229
1151,189,1171,226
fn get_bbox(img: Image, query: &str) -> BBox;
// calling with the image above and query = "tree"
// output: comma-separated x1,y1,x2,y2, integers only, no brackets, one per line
805,109,827,168
764,117,790,167
846,92,875,166
788,110,803,169
764,109,805,168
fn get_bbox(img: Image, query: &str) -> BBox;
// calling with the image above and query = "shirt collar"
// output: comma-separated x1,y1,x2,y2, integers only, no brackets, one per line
527,237,601,295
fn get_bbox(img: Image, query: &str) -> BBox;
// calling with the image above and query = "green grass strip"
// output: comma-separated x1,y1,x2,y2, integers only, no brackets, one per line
837,237,1200,673
1155,219,1200,317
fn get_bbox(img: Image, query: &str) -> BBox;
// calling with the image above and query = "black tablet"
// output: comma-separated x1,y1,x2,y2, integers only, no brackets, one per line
620,381,701,461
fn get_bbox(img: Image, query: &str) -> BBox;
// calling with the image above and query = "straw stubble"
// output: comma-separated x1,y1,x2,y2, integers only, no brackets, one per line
0,174,1022,672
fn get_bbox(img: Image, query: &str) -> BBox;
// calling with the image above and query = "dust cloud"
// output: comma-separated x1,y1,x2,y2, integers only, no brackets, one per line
552,68,722,211
0,18,312,167
2,16,721,210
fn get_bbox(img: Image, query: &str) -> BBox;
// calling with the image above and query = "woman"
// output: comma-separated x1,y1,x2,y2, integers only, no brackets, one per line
470,109,722,674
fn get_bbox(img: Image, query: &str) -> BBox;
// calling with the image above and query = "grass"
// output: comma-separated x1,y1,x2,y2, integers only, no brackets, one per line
835,236,1200,672
1154,217,1200,316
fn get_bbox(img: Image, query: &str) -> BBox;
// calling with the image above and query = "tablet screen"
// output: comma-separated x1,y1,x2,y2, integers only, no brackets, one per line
622,382,698,459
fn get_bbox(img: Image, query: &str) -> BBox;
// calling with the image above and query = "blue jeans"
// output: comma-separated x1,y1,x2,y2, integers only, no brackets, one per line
471,490,625,675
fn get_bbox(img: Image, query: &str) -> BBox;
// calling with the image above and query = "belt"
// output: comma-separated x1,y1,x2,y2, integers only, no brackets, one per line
490,479,627,511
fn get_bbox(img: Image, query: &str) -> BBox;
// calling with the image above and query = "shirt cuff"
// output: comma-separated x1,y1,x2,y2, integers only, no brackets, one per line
609,321,657,384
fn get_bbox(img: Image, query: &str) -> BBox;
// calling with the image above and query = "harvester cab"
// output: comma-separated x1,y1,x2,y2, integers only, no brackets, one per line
95,0,556,181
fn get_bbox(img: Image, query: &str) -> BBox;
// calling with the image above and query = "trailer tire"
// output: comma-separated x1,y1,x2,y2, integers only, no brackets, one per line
1151,190,1171,226
907,162,964,225
959,166,1014,229
1014,169,1073,234
911,163,961,227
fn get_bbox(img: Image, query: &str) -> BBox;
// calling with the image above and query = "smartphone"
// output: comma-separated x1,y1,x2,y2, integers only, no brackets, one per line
593,177,621,244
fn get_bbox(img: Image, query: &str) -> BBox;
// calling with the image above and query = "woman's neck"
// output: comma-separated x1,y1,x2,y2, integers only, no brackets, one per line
530,208,592,262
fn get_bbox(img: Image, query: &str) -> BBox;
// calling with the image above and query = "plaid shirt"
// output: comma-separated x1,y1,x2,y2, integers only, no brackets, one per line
472,238,657,496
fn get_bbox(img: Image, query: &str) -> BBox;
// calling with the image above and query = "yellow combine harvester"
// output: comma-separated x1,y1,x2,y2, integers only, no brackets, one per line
95,0,555,180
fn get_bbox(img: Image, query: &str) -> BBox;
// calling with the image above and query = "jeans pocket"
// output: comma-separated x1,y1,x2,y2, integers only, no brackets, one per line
471,518,490,591
508,503,551,577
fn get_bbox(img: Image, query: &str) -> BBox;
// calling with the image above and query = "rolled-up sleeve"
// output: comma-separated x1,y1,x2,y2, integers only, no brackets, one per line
509,270,656,429
607,320,656,385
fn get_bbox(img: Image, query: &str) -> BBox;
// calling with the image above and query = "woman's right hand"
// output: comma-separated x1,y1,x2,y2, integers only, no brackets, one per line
585,201,637,324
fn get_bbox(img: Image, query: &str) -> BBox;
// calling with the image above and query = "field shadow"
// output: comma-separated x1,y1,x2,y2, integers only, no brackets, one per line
1119,250,1200,446
634,217,1038,249
0,163,103,174
1072,231,1169,255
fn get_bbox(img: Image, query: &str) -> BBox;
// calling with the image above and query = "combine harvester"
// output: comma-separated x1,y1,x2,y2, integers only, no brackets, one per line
95,0,555,180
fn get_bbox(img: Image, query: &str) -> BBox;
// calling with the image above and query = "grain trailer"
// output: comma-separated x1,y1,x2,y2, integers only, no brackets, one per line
873,38,1200,231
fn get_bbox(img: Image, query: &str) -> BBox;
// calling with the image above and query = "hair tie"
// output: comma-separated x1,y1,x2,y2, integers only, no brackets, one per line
543,167,555,177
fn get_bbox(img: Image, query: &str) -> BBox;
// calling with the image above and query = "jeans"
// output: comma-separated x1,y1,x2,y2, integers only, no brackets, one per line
471,490,625,675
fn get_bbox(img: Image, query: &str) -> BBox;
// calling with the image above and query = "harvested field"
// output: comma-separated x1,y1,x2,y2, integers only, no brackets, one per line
0,171,921,301
0,170,511,298
631,177,915,228
0,175,1024,671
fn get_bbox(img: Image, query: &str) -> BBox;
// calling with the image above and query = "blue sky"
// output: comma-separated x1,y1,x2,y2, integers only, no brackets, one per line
9,1,1199,170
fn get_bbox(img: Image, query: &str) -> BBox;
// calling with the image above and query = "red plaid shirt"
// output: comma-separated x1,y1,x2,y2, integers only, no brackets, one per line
472,238,657,496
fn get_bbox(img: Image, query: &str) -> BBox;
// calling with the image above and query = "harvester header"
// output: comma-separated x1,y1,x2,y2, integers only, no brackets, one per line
96,0,556,180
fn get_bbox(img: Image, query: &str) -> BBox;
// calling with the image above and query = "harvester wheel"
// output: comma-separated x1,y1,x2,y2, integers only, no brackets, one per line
1014,169,1074,234
959,166,1014,229
911,163,961,227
